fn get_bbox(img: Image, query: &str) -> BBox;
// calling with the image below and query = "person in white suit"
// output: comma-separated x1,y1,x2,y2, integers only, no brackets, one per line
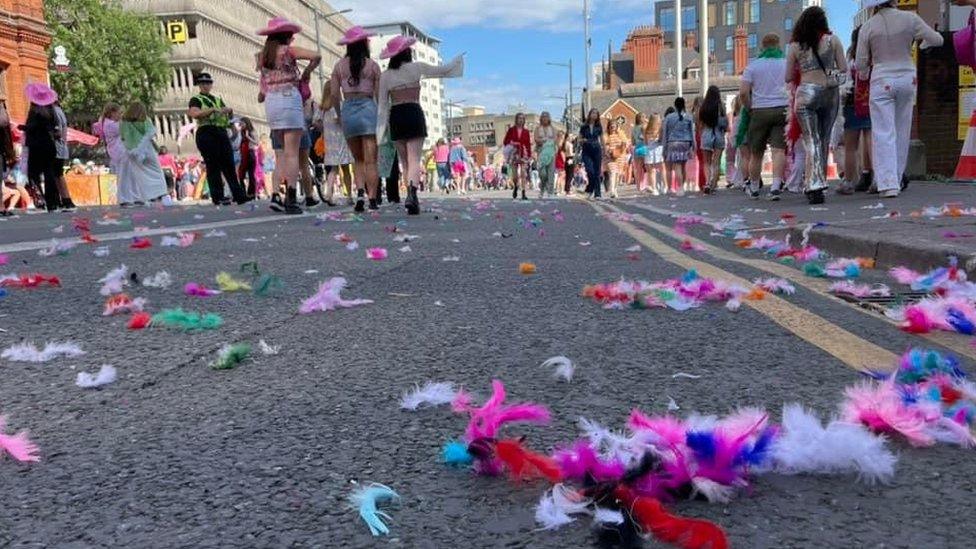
855,0,942,198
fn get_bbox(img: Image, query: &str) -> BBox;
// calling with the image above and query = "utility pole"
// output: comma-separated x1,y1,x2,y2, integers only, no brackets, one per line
312,7,352,93
700,0,709,92
583,0,592,114
676,0,683,98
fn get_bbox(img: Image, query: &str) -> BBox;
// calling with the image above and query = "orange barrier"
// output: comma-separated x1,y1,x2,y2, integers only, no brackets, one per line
65,174,118,206
954,111,976,180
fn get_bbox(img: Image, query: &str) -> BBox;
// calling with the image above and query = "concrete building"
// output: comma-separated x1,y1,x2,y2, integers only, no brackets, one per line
0,0,51,120
120,0,351,153
364,21,446,150
653,0,814,75
446,112,564,161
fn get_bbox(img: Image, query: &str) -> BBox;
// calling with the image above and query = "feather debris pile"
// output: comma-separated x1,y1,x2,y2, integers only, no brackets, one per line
102,293,147,316
886,257,976,335
581,270,769,312
842,348,976,448
150,308,223,331
2,341,84,362
0,273,61,289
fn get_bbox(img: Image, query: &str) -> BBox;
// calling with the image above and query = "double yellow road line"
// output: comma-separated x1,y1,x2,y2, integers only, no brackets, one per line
592,201,976,372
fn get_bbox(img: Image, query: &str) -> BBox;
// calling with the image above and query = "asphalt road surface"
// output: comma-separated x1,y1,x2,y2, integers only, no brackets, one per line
1,193,973,548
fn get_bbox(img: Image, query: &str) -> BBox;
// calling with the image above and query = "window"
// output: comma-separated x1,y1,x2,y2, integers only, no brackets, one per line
725,36,733,51
750,0,760,23
660,8,675,32
707,5,716,28
681,6,697,30
724,2,736,26
784,17,793,32
708,37,715,53
748,33,757,49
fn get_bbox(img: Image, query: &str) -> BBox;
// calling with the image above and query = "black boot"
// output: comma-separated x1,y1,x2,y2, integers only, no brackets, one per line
283,187,303,215
368,198,379,210
512,186,518,199
806,189,825,205
900,174,909,191
854,171,872,192
405,185,420,215
354,189,365,212
269,192,284,212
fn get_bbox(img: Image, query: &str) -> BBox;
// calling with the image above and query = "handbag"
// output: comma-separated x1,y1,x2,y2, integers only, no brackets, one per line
812,42,844,88
954,11,976,68
853,69,871,119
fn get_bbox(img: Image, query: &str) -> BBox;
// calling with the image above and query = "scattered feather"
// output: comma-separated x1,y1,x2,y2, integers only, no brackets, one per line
76,365,118,388
349,483,400,536
142,271,172,289
93,246,110,257
216,272,251,292
541,356,574,382
0,415,40,462
150,308,223,331
401,382,458,411
127,312,152,330
98,265,128,296
366,247,388,260
299,277,372,314
672,372,702,379
258,339,280,355
211,344,251,370
2,341,84,362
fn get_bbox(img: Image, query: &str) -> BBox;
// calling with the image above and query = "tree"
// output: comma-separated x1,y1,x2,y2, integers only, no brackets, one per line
45,0,170,125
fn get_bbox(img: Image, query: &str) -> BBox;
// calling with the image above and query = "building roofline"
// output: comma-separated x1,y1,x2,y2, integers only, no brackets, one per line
362,21,441,44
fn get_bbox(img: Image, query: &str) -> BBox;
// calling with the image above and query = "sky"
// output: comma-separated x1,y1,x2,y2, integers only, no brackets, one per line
331,0,858,114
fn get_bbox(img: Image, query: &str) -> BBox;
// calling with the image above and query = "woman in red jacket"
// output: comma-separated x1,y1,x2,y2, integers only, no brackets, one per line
503,112,532,201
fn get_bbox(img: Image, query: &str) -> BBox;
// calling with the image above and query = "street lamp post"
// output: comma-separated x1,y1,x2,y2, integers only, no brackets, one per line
546,59,573,129
313,7,352,92
583,0,592,114
700,0,709,91
676,0,683,98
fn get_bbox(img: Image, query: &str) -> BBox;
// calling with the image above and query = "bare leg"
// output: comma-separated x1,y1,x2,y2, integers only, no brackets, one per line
299,148,314,198
361,136,379,200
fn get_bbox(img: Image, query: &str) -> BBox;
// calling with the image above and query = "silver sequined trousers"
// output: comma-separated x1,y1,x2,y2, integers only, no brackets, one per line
794,83,839,192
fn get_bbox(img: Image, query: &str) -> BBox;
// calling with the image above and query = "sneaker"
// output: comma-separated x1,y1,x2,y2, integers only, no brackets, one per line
881,189,900,198
368,198,379,210
283,189,303,215
900,174,909,191
354,190,366,213
269,193,284,212
766,187,782,201
744,180,760,199
119,202,132,208
160,195,175,207
806,189,825,205
304,196,320,208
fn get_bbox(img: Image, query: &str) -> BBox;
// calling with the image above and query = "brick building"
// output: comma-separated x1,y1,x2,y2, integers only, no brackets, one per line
0,0,52,120
653,0,818,76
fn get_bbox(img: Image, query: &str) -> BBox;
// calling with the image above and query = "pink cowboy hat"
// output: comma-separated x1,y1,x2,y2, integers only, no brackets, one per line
25,82,58,106
257,16,301,36
338,26,374,45
380,35,417,59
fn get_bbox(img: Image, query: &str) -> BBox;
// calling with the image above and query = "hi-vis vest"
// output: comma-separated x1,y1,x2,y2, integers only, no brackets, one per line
194,94,230,128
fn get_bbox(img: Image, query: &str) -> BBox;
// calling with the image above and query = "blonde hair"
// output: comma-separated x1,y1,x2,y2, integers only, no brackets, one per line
123,102,147,122
645,113,662,141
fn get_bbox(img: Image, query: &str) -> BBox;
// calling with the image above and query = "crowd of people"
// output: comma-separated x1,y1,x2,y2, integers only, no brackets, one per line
0,2,951,216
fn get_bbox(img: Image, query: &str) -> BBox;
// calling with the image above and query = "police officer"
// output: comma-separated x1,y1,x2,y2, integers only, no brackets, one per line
187,72,248,205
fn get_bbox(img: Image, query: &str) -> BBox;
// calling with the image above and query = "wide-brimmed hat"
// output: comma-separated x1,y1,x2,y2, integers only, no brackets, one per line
338,26,374,45
25,82,58,106
195,72,214,85
380,35,417,59
861,0,890,8
257,16,301,36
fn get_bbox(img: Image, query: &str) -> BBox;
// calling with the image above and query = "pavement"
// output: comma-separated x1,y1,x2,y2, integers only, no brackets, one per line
616,180,976,277
0,191,974,548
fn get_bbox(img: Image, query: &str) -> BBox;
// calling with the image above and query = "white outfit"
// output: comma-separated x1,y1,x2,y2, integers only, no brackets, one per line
376,55,464,143
120,123,168,202
315,107,354,166
742,57,788,109
855,7,942,192
100,119,137,205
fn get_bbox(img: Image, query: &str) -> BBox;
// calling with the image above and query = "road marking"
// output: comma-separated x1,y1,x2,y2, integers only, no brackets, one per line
607,201,976,361
0,214,291,254
593,202,898,372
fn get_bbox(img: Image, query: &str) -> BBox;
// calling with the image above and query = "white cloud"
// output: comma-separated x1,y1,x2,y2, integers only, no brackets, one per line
330,0,649,31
